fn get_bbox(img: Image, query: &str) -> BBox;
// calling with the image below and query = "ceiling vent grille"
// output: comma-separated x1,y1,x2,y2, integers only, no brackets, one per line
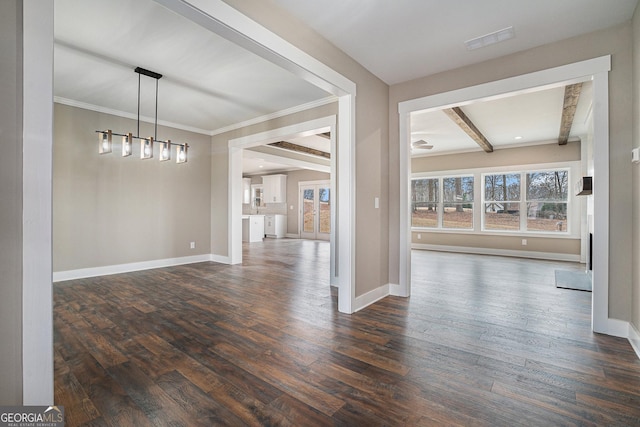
464,26,515,50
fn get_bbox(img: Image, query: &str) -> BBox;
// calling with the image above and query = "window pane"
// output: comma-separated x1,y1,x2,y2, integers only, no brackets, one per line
484,173,520,201
443,204,473,229
527,202,567,232
443,176,474,202
484,202,520,230
303,189,314,233
527,171,568,201
412,178,438,227
319,187,330,234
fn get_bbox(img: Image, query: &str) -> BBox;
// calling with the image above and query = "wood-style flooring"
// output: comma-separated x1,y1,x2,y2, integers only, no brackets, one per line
54,240,640,426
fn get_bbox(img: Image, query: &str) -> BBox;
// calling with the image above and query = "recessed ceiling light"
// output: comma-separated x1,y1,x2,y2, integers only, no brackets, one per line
514,136,523,140
259,165,264,168
465,26,515,51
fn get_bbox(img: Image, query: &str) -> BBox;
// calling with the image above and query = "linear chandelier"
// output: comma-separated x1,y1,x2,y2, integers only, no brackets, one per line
96,67,188,163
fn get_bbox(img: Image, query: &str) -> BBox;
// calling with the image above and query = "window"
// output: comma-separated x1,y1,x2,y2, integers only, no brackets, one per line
526,170,568,232
411,176,473,229
483,173,521,231
412,164,575,236
412,178,438,228
443,176,474,229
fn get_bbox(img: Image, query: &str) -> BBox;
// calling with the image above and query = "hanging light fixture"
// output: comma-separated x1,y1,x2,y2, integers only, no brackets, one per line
176,143,188,164
159,140,171,162
98,130,112,154
122,132,133,157
95,67,189,164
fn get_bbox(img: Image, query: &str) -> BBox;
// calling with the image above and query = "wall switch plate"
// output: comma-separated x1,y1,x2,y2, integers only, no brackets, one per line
374,197,379,209
632,147,640,163
190,241,196,249
417,233,421,240
521,239,527,246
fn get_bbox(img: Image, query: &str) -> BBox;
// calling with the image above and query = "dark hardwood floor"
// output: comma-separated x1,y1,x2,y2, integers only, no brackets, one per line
54,239,640,426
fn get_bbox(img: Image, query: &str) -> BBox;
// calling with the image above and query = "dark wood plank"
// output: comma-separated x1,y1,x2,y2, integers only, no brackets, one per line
53,240,640,426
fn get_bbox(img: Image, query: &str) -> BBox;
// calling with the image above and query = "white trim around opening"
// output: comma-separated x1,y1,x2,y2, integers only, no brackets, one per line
156,0,357,314
397,56,613,334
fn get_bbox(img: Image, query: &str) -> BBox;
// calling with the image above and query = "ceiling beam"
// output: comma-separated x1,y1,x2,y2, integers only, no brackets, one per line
558,83,583,145
268,141,331,159
443,107,494,153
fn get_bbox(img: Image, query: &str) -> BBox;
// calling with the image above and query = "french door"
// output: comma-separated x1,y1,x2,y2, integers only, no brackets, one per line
300,181,331,241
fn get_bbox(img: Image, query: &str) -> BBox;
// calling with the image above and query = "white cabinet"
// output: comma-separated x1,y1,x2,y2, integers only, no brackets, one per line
242,215,265,242
242,178,252,204
262,174,287,204
265,214,286,238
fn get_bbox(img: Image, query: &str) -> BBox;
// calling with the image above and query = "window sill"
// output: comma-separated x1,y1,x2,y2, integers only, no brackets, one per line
411,227,580,239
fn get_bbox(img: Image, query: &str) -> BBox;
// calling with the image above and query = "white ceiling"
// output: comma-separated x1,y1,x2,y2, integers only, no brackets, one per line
54,0,331,134
53,0,637,166
271,0,638,85
411,81,593,156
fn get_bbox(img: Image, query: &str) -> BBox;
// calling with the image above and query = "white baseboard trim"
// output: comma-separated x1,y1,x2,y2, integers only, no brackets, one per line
285,233,300,239
210,254,231,264
388,283,409,297
412,243,581,262
605,318,630,338
629,322,640,360
53,254,214,282
353,284,390,313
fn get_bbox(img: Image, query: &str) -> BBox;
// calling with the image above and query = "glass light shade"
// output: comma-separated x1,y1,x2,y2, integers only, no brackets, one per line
98,130,112,154
176,144,188,164
122,133,132,157
159,140,171,162
141,137,153,159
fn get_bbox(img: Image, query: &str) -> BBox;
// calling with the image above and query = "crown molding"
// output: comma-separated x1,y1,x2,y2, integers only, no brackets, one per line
54,95,338,139
210,96,337,136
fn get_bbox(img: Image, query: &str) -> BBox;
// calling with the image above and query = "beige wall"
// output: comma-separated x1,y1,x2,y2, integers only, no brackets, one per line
632,7,640,333
0,0,23,404
411,142,582,255
53,104,212,271
215,0,392,297
412,141,581,172
390,23,634,321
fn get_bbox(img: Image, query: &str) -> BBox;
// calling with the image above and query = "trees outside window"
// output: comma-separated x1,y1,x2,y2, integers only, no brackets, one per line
443,177,474,229
411,166,573,235
411,178,438,227
484,173,521,230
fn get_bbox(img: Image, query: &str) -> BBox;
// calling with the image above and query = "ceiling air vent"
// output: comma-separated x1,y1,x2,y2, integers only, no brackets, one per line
465,26,515,51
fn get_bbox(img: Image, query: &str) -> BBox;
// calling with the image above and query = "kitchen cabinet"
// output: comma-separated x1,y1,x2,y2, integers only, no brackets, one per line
265,214,286,238
242,215,265,242
262,174,287,203
242,178,252,204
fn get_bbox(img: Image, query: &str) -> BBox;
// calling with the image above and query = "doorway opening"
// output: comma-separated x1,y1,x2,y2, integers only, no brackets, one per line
229,115,338,287
397,56,611,333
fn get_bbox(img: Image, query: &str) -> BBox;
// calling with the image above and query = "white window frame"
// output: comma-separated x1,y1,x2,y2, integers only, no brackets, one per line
412,161,580,238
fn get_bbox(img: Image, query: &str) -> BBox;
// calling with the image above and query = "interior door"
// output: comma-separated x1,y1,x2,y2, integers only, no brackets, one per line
300,182,330,241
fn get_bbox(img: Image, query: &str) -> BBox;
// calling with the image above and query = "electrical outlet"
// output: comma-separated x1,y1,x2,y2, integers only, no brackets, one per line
190,241,196,249
521,239,527,246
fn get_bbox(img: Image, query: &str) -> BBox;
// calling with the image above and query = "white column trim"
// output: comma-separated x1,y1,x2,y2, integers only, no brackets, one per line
22,0,54,405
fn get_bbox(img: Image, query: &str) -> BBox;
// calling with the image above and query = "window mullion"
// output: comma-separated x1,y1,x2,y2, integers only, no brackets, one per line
520,172,527,231
438,177,443,228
